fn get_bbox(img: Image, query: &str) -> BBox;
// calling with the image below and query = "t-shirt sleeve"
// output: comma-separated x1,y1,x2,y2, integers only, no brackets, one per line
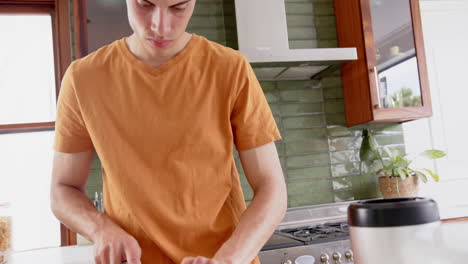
230,56,282,151
54,64,94,153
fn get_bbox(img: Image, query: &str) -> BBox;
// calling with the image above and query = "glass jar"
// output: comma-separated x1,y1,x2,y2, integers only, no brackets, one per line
0,203,12,264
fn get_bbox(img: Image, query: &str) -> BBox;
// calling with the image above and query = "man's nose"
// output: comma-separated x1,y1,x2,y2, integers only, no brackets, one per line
151,8,170,37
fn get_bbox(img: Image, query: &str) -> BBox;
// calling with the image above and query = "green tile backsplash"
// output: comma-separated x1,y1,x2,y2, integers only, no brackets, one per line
185,0,238,49
234,77,406,207
85,152,102,200
84,0,406,208
288,179,334,206
285,0,338,49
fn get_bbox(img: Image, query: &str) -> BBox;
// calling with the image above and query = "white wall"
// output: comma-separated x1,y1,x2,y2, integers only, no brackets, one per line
403,0,468,219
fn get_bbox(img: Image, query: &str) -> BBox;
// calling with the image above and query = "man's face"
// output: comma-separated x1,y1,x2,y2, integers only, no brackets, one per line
126,0,195,52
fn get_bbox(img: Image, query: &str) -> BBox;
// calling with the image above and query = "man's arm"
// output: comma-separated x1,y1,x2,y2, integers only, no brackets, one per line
213,141,287,264
51,150,100,239
181,142,287,264
50,151,141,264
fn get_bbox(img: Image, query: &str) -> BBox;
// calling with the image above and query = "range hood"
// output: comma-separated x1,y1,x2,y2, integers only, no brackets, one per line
233,0,357,81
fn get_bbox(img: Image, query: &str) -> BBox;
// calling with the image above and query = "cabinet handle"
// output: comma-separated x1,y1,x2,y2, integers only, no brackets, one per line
372,67,381,109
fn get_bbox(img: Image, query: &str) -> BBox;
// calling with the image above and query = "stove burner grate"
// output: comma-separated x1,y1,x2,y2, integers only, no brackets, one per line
278,221,350,243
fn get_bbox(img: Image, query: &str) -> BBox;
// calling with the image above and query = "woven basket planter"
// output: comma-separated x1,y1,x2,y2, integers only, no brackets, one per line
378,175,419,198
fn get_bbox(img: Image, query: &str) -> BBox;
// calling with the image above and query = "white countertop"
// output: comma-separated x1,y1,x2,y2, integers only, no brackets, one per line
8,245,94,264
5,220,467,264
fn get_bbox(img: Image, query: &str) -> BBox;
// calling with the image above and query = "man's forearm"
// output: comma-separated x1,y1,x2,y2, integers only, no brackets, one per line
51,184,112,242
213,182,287,264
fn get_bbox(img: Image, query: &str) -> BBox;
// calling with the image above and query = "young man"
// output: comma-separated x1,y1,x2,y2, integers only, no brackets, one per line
50,0,287,263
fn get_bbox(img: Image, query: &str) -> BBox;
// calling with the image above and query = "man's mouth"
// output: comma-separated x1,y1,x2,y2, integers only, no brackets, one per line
148,39,172,48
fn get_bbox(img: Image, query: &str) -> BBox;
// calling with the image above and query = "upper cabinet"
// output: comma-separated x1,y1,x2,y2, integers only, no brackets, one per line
334,0,432,126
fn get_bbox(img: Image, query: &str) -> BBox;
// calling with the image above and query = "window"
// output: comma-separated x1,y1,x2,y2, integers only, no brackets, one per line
0,0,74,248
0,15,57,126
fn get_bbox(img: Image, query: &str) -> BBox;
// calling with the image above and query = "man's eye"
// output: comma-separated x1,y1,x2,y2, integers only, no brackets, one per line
138,1,152,7
171,5,188,11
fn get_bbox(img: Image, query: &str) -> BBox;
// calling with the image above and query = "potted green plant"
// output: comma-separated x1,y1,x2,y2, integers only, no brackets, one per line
359,128,446,198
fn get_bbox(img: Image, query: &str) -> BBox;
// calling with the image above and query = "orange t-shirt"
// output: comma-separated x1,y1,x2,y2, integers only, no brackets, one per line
54,34,281,264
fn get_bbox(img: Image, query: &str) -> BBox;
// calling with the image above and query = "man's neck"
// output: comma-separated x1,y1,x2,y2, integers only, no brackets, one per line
125,32,192,68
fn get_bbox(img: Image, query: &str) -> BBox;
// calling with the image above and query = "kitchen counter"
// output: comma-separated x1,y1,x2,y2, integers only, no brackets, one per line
5,218,467,264
8,245,94,264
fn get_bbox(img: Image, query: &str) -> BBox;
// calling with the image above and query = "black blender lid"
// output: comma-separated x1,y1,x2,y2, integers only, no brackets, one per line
348,197,440,227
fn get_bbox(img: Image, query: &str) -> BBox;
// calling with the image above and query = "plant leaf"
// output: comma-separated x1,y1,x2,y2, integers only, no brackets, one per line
394,155,405,163
359,162,366,184
396,167,407,180
360,141,377,162
423,168,440,182
360,129,383,163
420,150,446,159
414,171,428,183
392,155,409,169
402,168,411,177
360,130,378,162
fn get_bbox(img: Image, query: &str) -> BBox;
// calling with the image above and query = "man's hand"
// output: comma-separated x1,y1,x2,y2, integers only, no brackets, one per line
92,218,142,264
50,151,142,264
180,256,232,264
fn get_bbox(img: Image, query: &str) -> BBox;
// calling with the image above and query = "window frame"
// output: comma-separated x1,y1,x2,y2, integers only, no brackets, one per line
0,0,76,246
0,0,72,134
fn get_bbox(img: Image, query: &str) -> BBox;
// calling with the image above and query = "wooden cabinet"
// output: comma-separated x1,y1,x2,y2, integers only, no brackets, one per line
334,0,432,126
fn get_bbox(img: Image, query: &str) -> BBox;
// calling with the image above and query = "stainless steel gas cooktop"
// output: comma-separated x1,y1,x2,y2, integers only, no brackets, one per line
259,202,354,264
